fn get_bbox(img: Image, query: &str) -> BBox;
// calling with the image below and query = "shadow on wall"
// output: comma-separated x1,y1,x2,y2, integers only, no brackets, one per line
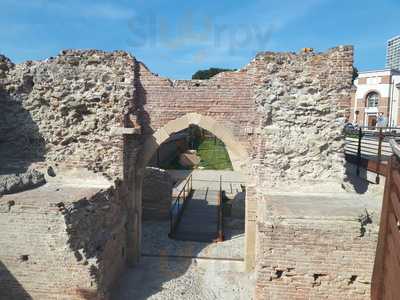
122,61,152,181
0,88,45,175
133,62,152,136
63,187,128,300
0,260,32,300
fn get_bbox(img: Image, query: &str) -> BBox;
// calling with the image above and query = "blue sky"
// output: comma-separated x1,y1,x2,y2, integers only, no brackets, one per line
0,0,399,79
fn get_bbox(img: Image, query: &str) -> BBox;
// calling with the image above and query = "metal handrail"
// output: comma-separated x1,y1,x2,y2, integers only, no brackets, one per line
345,127,393,182
216,175,224,242
169,174,193,237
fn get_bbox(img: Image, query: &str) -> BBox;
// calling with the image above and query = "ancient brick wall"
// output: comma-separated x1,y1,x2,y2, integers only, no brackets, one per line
1,46,353,184
250,46,375,300
255,220,378,299
137,62,258,148
0,183,128,300
142,167,173,221
255,195,379,299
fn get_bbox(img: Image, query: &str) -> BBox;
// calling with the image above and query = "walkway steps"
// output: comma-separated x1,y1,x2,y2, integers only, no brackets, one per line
173,189,220,242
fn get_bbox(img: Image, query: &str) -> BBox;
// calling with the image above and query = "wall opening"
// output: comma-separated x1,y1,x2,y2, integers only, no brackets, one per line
130,113,251,268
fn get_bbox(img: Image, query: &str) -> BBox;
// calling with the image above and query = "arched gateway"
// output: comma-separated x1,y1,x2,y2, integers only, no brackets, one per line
130,112,254,268
122,60,261,270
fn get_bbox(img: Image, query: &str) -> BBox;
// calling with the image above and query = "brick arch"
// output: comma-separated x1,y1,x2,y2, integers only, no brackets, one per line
137,112,250,173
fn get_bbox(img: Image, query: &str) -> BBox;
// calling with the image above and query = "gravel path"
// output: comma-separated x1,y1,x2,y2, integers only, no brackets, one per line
113,256,254,300
112,220,254,299
141,220,245,259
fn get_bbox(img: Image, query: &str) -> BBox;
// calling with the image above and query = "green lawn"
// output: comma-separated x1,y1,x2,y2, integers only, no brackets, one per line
197,138,233,170
159,136,233,170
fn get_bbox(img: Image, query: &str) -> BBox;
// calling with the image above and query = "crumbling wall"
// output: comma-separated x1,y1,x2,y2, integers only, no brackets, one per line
242,46,354,271
252,46,353,186
0,183,128,300
0,46,353,185
0,50,136,178
0,50,139,300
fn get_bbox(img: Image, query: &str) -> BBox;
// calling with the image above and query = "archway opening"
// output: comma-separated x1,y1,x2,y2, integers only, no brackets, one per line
149,125,234,171
115,114,254,299
141,123,246,245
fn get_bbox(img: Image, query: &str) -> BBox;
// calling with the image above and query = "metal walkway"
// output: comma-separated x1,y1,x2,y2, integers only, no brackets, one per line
169,175,224,243
173,189,220,242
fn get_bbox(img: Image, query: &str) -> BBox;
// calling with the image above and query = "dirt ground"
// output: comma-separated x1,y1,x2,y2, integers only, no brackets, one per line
112,221,255,300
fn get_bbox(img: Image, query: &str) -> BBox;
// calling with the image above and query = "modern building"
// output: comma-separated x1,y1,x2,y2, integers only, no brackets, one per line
350,69,400,127
386,36,400,70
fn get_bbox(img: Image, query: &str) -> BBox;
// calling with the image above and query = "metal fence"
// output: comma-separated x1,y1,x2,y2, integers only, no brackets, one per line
345,126,400,183
169,174,193,238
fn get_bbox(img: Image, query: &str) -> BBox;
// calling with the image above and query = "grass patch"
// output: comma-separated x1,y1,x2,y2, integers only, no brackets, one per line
158,133,233,170
197,138,233,170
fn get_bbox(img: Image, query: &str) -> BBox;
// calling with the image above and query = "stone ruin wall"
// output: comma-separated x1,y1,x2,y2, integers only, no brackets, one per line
250,46,378,299
0,46,359,299
0,50,136,178
0,51,137,300
0,46,353,185
252,46,354,187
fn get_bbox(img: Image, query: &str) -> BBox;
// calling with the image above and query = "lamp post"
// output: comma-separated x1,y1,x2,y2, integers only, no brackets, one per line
355,110,359,126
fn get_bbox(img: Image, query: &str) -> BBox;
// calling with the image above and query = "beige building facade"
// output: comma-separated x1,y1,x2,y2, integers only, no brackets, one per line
351,69,400,127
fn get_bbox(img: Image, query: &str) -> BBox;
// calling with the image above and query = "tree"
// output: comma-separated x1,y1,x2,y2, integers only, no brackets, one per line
192,67,236,80
352,67,358,83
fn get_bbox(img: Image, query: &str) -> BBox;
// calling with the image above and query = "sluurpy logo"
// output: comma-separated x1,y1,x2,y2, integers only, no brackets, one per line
126,10,274,64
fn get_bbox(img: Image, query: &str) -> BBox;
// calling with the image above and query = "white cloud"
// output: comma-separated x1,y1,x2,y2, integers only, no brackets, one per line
74,3,136,20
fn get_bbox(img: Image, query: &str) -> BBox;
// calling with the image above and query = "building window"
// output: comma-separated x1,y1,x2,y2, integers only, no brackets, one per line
366,92,379,107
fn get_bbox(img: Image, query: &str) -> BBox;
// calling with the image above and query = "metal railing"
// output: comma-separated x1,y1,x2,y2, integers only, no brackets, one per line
345,126,400,183
169,174,193,238
371,139,400,299
216,175,224,242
